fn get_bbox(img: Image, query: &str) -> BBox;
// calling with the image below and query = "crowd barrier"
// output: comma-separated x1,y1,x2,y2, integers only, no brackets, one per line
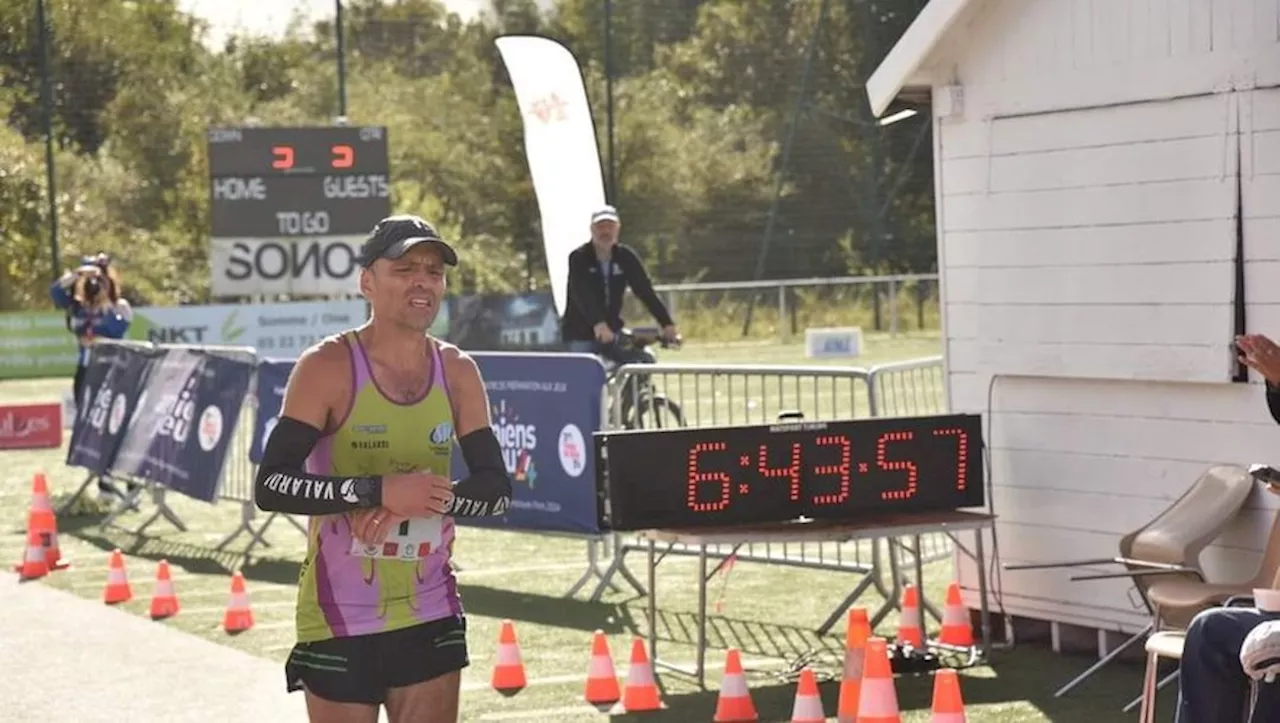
62,340,952,627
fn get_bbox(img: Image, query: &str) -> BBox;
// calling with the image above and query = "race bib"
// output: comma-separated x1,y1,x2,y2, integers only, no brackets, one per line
350,516,443,561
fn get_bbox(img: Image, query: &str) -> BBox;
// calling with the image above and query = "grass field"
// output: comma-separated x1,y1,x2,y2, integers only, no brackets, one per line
0,332,1173,721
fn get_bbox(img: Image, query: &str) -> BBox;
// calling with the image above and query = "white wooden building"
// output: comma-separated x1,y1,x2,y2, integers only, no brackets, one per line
867,0,1280,639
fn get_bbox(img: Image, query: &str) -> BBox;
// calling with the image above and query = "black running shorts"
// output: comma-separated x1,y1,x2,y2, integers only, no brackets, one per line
285,615,469,704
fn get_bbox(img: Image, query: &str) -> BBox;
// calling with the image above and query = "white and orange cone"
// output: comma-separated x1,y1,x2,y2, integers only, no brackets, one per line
929,669,968,722
897,585,924,647
584,630,620,705
713,648,758,722
855,637,902,723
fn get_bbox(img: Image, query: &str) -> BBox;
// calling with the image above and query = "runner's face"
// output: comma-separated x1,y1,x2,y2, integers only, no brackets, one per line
364,245,447,332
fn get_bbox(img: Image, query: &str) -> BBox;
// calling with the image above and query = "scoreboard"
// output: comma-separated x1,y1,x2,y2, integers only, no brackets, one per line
206,126,392,297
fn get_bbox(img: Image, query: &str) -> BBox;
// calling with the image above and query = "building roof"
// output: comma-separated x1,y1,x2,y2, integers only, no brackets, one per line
865,0,982,117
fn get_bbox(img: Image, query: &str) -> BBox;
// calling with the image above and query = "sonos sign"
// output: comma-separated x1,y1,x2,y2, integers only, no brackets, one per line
210,237,362,297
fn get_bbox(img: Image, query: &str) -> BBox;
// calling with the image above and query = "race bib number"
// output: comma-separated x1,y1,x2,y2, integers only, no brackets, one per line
350,516,443,561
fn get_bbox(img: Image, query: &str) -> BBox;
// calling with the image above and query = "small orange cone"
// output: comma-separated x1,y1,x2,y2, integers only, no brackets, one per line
103,549,132,604
790,667,825,723
838,607,872,723
13,473,67,572
17,526,49,581
897,585,924,647
714,648,758,722
223,571,254,632
615,637,664,713
584,630,621,705
492,619,527,692
855,638,902,723
929,669,967,722
937,583,974,647
149,560,180,619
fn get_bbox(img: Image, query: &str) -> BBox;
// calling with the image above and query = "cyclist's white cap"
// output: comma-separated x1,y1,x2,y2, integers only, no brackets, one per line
590,205,620,225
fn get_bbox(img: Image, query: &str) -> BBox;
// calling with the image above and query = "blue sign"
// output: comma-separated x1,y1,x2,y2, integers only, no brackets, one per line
250,358,294,464
111,348,254,502
66,343,162,475
454,352,606,535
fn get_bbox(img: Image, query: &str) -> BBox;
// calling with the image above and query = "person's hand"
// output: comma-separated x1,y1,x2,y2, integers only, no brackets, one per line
661,325,680,344
381,472,454,519
593,323,615,344
1237,334,1280,385
350,507,407,546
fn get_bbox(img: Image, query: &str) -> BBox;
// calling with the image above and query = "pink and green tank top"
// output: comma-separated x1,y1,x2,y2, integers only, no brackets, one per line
295,331,461,644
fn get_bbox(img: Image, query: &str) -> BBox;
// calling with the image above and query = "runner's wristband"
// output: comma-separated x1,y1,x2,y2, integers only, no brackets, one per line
254,416,382,514
447,427,513,517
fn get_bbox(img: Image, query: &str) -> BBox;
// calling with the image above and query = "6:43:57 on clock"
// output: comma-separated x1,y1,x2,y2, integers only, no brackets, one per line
597,414,985,531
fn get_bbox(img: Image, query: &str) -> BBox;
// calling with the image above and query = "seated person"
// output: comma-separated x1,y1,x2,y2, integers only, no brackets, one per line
1177,604,1280,722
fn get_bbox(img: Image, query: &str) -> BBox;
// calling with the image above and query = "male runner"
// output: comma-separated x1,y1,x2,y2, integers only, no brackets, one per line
254,214,513,723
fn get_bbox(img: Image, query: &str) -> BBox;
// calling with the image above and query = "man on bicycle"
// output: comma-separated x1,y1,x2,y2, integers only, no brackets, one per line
561,204,678,362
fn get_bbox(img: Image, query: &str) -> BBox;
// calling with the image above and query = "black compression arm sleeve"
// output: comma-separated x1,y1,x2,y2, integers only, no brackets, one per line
446,427,513,517
254,416,382,514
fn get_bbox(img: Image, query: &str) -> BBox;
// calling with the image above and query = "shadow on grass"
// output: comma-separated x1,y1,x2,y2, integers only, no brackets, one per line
53,508,303,585
457,583,630,634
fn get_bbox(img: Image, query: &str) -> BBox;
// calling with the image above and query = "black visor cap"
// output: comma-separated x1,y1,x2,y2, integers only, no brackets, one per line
358,215,459,267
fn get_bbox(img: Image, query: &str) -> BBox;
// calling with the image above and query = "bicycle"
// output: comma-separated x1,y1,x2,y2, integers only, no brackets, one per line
594,326,687,430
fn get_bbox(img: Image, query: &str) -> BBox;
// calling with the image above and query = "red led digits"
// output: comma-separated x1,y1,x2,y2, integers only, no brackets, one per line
933,427,970,490
271,145,294,169
811,435,851,505
876,431,919,501
758,442,802,501
331,144,354,168
686,441,731,512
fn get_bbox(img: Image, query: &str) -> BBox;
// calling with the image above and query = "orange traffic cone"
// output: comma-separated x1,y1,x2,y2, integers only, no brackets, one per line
16,526,49,581
149,560,180,619
897,585,924,647
103,549,132,604
13,473,67,573
937,583,974,647
855,638,902,723
615,637,664,713
223,571,254,632
584,630,621,705
492,619,527,692
714,648,758,722
929,669,967,723
790,667,825,723
838,607,872,723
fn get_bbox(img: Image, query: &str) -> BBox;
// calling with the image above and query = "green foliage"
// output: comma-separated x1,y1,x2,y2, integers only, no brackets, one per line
0,0,935,312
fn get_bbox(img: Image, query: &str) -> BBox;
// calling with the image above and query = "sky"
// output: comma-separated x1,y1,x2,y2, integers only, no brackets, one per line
178,0,552,49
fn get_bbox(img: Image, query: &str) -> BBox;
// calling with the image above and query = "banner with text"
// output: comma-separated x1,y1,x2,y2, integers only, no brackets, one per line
111,348,254,502
128,299,369,358
250,358,295,464
0,311,78,380
210,236,365,297
454,352,606,535
65,343,162,475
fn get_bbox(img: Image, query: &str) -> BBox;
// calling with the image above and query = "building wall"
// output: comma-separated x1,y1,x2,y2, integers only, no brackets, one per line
923,0,1280,631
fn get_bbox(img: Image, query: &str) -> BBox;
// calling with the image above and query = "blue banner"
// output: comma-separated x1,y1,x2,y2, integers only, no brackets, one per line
454,352,606,535
66,343,162,475
111,348,254,502
250,358,294,464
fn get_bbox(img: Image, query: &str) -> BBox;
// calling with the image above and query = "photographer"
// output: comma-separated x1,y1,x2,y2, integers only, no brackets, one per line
49,253,133,408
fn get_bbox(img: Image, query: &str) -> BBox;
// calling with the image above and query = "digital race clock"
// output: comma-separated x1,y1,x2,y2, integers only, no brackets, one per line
594,414,985,531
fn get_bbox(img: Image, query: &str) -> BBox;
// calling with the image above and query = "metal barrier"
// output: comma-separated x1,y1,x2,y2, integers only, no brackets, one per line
589,356,955,633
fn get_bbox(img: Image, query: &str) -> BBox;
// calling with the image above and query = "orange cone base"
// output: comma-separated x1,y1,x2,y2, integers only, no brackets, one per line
14,558,69,573
151,601,180,620
225,610,254,633
609,694,667,714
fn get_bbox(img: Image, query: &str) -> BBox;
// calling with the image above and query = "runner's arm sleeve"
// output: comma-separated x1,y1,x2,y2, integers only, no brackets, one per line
254,416,383,514
445,427,513,517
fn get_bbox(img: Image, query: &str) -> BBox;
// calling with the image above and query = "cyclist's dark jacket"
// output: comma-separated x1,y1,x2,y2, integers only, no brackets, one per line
562,241,674,343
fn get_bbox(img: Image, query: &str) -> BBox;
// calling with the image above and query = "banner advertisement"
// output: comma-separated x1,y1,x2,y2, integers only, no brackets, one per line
128,299,368,358
209,236,365,297
250,358,295,464
454,352,606,535
496,35,607,317
0,403,63,450
111,348,254,502
66,343,162,475
448,293,560,352
0,311,78,380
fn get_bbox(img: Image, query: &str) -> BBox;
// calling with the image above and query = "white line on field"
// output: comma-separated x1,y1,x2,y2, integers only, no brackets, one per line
475,705,606,721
